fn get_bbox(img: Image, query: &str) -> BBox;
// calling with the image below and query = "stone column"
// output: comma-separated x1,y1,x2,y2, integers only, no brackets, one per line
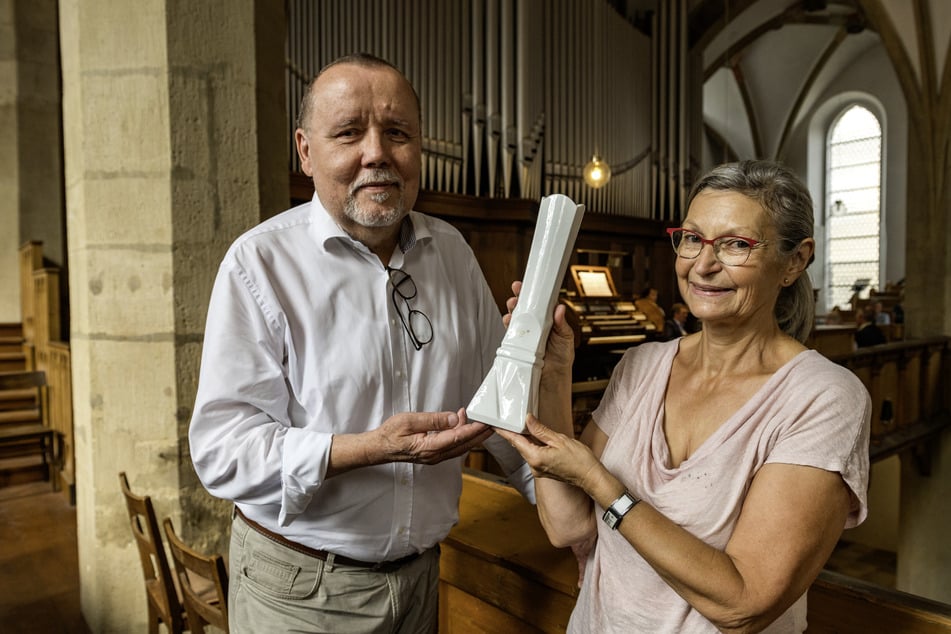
58,0,286,630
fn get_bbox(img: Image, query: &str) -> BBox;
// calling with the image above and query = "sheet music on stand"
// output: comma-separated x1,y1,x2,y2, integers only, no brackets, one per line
570,265,618,299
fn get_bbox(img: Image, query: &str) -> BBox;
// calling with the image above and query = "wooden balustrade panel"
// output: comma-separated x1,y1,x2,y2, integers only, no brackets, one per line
828,338,951,456
32,268,60,350
18,241,42,343
901,348,922,427
48,342,74,491
922,345,947,418
871,356,900,437
22,342,35,372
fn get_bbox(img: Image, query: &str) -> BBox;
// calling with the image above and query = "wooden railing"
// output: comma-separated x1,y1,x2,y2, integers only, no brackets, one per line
808,570,951,633
17,241,74,499
826,337,951,465
564,336,951,468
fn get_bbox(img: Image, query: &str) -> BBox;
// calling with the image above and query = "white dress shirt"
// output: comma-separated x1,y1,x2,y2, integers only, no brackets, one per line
190,196,534,561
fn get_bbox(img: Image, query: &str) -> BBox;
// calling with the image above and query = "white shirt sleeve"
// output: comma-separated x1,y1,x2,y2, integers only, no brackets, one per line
482,434,536,503
188,259,333,524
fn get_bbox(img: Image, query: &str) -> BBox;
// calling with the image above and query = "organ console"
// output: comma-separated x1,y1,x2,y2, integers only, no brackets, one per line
563,265,658,383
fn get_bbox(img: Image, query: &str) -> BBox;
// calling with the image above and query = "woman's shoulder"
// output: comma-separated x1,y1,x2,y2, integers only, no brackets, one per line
623,338,680,360
792,349,864,384
780,349,871,410
612,339,680,379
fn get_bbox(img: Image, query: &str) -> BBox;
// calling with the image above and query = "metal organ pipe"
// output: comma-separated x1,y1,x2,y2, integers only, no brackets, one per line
677,0,688,221
472,0,485,196
285,0,658,216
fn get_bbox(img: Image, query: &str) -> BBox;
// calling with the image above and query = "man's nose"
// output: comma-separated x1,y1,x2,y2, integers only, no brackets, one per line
361,129,390,167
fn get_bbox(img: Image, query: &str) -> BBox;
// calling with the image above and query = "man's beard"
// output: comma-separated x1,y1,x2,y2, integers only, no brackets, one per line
343,170,405,228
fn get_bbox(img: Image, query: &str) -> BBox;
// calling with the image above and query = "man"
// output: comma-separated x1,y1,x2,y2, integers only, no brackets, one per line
663,302,689,339
873,300,891,325
189,53,533,633
854,305,887,348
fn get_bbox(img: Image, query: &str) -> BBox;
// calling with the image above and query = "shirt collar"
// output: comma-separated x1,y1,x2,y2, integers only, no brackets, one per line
308,193,430,256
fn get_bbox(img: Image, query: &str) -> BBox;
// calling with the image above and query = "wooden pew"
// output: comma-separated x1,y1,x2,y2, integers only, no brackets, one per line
0,370,62,491
440,471,576,633
809,570,951,633
441,471,951,633
826,337,950,465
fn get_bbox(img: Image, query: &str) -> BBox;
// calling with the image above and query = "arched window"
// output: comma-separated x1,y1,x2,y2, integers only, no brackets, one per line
825,105,883,310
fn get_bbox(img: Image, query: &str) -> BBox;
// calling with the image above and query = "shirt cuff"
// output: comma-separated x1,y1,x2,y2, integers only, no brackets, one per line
506,462,537,504
482,433,536,504
278,426,332,526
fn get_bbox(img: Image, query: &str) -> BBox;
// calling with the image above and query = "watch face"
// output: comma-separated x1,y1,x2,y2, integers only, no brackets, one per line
603,493,637,530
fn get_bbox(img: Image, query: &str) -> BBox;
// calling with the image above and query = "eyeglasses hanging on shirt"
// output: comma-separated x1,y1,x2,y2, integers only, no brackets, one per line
386,267,434,351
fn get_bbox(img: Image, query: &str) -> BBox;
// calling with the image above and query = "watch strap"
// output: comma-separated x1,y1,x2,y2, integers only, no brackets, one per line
602,491,639,530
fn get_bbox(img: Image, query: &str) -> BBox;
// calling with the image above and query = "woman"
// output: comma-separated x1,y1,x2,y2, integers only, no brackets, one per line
498,160,871,633
635,285,666,332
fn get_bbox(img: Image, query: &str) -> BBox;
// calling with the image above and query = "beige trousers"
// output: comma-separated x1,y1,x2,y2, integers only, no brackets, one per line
229,513,439,634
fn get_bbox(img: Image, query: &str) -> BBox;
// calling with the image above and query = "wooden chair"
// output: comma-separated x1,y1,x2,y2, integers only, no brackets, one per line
163,517,230,633
118,471,185,634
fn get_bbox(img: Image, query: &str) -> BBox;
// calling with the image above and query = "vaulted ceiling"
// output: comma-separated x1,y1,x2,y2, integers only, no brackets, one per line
613,0,951,163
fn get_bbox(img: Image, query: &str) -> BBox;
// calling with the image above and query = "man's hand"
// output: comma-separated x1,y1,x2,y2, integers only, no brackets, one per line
328,409,493,477
374,408,493,464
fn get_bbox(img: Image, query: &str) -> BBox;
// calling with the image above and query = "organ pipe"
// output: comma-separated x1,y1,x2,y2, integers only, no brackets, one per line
285,0,658,218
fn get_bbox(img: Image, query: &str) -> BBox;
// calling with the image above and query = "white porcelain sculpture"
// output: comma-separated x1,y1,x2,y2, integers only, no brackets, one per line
466,194,585,433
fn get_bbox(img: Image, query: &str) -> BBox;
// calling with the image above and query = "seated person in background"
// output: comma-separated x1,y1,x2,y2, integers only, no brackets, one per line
664,302,690,339
873,301,891,325
498,159,871,632
855,305,887,348
635,285,666,332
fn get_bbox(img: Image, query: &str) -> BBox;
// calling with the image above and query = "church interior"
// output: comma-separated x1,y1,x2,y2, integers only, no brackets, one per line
2,0,951,631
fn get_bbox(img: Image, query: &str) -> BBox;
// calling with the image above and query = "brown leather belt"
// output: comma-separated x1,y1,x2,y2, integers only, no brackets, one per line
235,506,423,572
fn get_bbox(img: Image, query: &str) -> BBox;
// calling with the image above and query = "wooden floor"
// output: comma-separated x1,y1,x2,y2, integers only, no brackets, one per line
0,481,89,634
0,478,896,633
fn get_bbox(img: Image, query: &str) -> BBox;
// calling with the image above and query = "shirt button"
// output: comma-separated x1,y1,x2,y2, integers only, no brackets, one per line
398,527,407,536
395,370,403,378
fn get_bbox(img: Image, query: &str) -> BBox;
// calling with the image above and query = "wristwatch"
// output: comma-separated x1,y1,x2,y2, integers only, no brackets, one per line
602,491,639,530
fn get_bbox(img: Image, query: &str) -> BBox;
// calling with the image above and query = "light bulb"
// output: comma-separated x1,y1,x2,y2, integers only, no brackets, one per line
583,154,611,188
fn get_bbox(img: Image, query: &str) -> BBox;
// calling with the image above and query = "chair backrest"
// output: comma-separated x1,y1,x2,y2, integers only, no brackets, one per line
118,472,185,634
163,517,230,633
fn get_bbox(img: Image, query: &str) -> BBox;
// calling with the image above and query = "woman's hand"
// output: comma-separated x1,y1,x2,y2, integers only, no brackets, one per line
497,415,605,493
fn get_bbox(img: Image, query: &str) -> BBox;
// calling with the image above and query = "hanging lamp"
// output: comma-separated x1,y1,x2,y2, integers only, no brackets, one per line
583,154,612,188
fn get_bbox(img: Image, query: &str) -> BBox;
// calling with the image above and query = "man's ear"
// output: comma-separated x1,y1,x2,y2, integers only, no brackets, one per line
295,129,314,177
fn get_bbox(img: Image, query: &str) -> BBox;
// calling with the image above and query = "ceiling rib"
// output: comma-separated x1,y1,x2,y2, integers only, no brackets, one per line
775,26,848,160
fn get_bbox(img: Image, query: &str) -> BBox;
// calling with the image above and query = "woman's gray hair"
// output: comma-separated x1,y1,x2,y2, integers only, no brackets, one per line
685,160,816,343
